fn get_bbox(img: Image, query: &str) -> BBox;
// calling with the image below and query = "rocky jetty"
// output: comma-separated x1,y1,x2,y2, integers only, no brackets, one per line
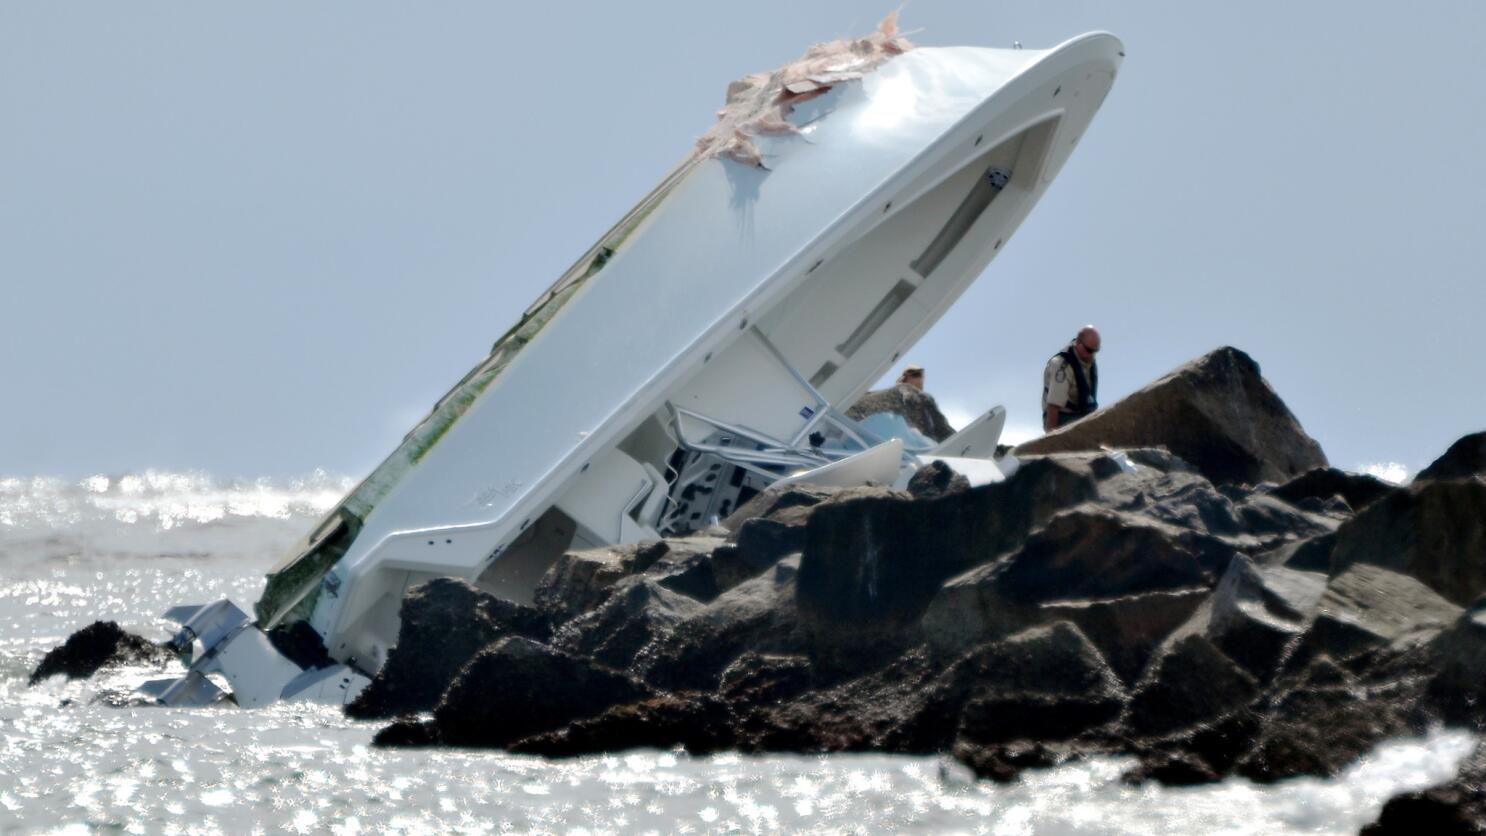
356,345,1486,808
29,621,168,685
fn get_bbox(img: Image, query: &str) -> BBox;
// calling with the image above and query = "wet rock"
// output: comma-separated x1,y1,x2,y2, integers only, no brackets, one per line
29,621,168,685
533,540,672,623
1202,555,1325,680
1235,656,1424,783
710,514,807,592
347,578,546,719
509,692,737,757
1039,589,1209,684
1415,431,1486,484
922,508,1212,656
1126,634,1259,737
952,622,1127,745
906,460,970,499
428,636,652,748
639,557,802,691
718,652,814,704
1427,600,1486,725
552,577,704,670
1270,466,1399,512
1363,739,1486,835
952,739,1064,783
1121,751,1220,786
1329,479,1486,607
1014,347,1327,486
892,622,1123,752
1291,564,1461,670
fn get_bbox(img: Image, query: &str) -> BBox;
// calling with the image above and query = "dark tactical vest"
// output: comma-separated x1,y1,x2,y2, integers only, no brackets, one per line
1050,347,1098,427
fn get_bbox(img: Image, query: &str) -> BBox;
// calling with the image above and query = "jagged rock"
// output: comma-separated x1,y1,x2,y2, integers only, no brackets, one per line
508,692,737,757
1235,655,1425,783
906,460,970,499
1270,466,1399,512
30,621,168,686
1122,751,1220,786
1014,347,1327,486
986,508,1213,602
552,577,704,670
1290,564,1461,670
845,382,955,442
710,514,807,592
646,547,721,602
1364,738,1486,835
1234,493,1339,548
1201,555,1325,680
1260,531,1337,572
347,578,546,719
1126,634,1259,736
1329,479,1486,607
638,557,802,691
799,456,1108,640
722,484,835,532
922,508,1212,655
890,623,1123,752
952,623,1127,745
533,540,672,623
426,636,652,748
1040,589,1209,684
718,652,814,704
1416,431,1486,484
1428,600,1486,724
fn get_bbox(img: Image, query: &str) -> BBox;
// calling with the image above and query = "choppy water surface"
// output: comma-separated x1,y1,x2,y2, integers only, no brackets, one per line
0,472,1473,833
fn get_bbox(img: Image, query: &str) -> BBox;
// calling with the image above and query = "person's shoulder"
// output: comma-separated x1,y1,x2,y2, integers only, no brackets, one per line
1045,352,1069,370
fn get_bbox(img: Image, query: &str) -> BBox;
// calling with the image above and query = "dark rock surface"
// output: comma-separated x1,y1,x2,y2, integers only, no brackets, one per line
1013,347,1327,485
1329,479,1486,607
29,621,168,685
1415,430,1486,483
427,636,652,748
357,349,1486,797
1269,466,1399,512
347,578,547,719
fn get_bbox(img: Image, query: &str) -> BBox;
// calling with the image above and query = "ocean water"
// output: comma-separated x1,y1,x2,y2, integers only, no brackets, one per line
0,471,1472,834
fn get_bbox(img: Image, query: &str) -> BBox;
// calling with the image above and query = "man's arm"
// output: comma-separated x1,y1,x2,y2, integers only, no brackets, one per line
1044,404,1060,433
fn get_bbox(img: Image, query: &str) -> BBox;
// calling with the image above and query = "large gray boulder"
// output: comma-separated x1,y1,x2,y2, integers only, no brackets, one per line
347,578,547,719
1329,479,1486,607
1014,347,1327,486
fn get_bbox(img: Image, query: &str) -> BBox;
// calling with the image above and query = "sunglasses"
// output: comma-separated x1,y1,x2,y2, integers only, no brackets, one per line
1079,341,1100,354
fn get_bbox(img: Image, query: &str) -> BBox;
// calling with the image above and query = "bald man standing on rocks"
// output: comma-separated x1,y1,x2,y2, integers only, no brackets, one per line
1043,326,1101,432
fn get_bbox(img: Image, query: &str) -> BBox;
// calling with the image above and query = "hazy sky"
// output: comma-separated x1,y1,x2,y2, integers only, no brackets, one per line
3,3,1482,482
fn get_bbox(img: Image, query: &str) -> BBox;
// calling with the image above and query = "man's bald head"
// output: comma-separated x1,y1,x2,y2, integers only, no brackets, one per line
1074,325,1101,362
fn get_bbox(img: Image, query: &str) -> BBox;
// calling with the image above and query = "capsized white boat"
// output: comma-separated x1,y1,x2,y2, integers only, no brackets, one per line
152,30,1123,706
